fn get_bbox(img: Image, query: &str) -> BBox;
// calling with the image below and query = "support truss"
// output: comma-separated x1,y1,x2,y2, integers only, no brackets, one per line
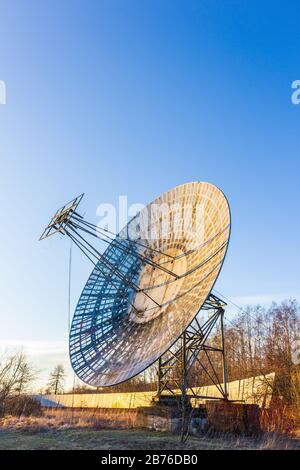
156,292,228,405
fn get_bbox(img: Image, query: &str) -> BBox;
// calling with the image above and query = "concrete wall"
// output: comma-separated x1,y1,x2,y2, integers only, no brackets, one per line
44,373,275,409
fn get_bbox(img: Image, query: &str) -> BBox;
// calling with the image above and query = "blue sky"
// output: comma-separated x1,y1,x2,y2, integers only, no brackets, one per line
0,0,299,389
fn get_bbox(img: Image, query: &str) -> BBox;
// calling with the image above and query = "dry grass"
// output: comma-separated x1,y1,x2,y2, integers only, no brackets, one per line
0,414,299,450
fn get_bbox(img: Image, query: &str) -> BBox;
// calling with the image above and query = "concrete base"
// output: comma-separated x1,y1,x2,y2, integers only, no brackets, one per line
138,406,182,433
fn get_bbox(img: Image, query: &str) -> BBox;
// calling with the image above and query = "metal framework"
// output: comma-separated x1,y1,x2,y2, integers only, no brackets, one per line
156,292,228,404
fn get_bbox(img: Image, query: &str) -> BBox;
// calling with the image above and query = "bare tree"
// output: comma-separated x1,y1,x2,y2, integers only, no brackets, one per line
263,300,300,403
0,352,35,405
47,365,65,395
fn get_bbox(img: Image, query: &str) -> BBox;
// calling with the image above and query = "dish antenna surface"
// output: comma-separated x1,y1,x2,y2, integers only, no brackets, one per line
40,182,230,391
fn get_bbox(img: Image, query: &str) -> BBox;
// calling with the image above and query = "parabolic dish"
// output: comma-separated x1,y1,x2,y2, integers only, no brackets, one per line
69,182,231,386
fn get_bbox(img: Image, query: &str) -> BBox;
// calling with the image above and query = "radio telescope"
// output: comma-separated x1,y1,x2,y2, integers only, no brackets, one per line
40,182,230,401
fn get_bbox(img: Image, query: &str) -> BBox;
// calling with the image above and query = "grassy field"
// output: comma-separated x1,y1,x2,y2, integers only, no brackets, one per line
0,428,291,450
0,416,299,450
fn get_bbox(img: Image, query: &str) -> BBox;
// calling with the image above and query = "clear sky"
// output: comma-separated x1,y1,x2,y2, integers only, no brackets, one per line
0,0,299,389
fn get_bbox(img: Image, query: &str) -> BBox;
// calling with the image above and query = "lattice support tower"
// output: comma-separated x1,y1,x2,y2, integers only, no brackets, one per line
156,292,228,405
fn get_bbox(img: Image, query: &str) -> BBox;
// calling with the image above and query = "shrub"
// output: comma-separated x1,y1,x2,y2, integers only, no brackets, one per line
4,395,42,417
